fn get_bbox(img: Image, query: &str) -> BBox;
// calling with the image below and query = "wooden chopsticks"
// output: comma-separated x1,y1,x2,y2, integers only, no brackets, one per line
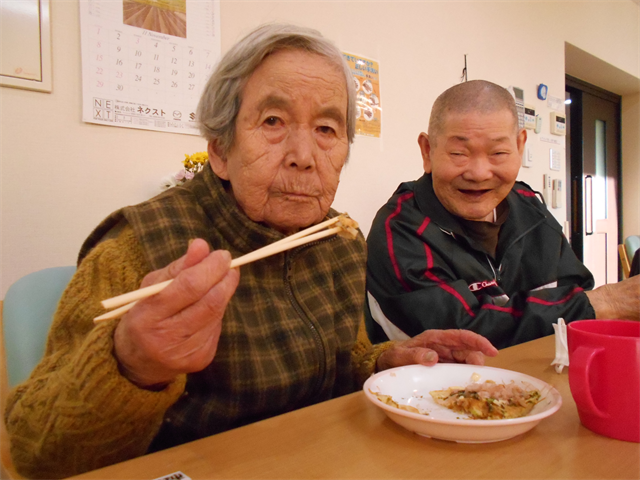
93,214,358,323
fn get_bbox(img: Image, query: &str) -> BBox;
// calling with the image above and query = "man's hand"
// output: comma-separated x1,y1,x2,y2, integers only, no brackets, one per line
585,275,640,321
376,329,498,371
113,239,240,388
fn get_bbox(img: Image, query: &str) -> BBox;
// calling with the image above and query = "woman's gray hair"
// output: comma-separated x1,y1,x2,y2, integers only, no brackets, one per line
197,23,356,156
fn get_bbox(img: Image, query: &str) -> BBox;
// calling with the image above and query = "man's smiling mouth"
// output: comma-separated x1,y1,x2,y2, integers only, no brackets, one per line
459,189,491,198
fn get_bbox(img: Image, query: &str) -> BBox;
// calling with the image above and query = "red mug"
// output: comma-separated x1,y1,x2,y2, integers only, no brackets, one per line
567,319,640,443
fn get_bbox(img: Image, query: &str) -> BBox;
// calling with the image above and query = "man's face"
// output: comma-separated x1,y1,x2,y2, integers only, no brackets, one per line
209,49,349,234
418,109,526,222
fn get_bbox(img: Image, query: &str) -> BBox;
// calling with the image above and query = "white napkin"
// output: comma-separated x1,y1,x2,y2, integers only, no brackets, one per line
551,318,569,373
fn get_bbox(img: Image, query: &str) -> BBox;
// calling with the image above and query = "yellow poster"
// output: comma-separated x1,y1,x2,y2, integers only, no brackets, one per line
342,53,381,138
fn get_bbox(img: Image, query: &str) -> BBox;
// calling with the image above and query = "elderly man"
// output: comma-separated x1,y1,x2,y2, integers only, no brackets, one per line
365,80,640,350
5,25,496,479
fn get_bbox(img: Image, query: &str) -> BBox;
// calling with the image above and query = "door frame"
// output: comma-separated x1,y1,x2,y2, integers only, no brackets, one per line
565,75,622,274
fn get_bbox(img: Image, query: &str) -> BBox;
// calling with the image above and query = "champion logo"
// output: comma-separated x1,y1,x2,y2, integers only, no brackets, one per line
469,279,498,292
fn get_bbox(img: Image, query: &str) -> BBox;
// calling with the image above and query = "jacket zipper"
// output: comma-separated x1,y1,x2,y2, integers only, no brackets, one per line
495,218,546,275
283,237,335,399
486,254,499,282
442,216,546,283
441,225,500,282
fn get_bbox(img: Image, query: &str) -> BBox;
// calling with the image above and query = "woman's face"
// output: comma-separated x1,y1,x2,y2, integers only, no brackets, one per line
209,49,349,234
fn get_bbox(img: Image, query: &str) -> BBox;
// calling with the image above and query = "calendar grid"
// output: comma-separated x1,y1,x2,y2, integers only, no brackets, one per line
80,0,220,135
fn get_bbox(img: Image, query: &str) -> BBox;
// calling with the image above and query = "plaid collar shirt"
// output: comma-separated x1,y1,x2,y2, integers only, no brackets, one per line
82,164,368,450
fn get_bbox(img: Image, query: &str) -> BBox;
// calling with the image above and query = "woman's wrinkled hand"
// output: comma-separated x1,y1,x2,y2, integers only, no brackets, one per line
113,239,240,388
376,329,498,372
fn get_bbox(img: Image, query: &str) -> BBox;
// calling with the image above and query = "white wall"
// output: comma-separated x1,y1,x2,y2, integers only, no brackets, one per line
2,0,639,297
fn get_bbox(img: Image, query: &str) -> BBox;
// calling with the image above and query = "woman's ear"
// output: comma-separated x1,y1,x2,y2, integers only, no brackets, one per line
207,141,229,180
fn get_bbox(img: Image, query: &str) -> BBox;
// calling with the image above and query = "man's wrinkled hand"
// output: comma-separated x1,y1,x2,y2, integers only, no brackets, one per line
113,239,240,388
376,329,498,372
585,275,639,321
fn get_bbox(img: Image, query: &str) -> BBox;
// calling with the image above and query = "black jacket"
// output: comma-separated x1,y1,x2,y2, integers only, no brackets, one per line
365,173,595,349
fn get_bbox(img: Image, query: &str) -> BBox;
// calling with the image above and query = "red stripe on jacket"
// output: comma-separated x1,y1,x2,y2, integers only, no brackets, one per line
418,219,476,317
481,304,523,316
527,286,584,306
424,269,477,317
385,192,415,292
417,217,430,236
516,189,537,197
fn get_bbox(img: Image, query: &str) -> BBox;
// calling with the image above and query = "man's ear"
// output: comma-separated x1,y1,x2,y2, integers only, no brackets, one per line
417,132,433,174
207,141,229,180
516,128,527,158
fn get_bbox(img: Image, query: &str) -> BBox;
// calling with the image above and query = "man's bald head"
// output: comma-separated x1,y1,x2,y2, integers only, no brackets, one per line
428,80,519,145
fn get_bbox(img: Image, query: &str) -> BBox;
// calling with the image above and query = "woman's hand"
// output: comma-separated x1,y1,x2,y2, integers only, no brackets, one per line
113,239,240,388
377,329,498,371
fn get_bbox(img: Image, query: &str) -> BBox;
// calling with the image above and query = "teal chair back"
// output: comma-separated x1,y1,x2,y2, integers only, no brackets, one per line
3,266,76,388
624,235,640,263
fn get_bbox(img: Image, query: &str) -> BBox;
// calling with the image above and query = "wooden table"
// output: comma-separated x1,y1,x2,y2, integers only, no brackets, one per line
69,334,640,480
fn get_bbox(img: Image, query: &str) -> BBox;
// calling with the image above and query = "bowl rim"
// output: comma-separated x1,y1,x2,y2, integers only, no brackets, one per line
363,364,562,427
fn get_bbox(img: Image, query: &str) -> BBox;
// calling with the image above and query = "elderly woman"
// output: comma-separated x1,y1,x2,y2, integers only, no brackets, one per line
4,24,496,479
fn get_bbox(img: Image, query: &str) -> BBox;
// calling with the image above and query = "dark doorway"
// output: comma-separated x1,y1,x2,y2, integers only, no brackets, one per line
565,75,622,285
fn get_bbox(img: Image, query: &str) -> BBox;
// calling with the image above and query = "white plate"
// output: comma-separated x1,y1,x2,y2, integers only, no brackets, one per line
363,364,562,443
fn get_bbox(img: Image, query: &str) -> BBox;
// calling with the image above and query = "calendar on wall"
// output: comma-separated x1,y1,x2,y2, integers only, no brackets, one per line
80,0,221,135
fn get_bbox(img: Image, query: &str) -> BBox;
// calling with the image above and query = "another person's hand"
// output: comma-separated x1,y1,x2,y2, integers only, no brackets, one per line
585,275,640,321
113,239,240,388
376,329,498,371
